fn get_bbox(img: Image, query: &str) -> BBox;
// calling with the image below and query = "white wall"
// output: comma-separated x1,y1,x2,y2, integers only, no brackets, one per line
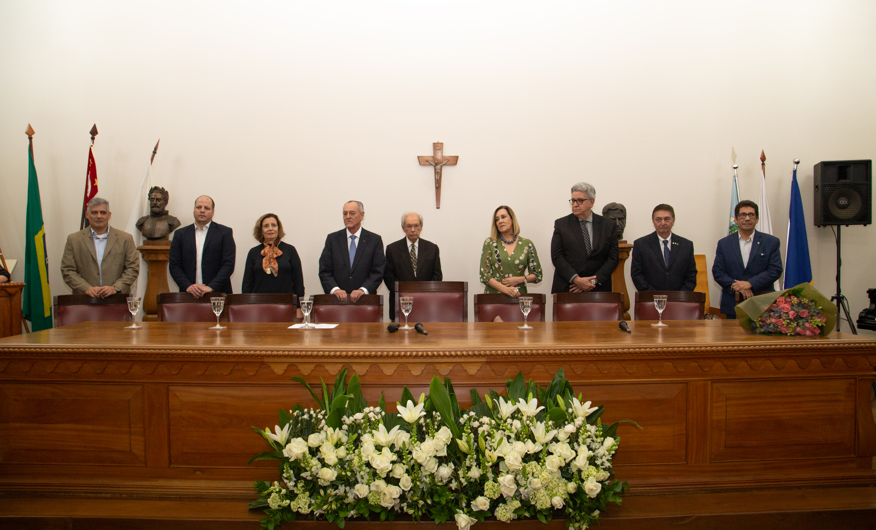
1,1,875,325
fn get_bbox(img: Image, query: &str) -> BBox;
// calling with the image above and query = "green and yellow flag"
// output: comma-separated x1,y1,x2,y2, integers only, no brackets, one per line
23,134,52,331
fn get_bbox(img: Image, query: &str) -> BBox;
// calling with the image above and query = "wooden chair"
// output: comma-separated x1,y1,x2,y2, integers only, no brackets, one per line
395,281,467,323
635,291,705,321
311,294,383,323
224,293,298,323
474,293,546,323
53,294,131,327
158,292,225,322
552,292,624,322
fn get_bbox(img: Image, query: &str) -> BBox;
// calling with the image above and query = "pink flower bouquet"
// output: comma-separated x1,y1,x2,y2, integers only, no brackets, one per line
736,283,838,336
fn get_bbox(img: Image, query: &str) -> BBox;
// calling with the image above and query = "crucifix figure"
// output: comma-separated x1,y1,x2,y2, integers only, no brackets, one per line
418,142,458,209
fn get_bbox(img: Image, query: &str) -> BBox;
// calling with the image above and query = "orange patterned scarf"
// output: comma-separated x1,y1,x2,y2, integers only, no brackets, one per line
261,243,283,276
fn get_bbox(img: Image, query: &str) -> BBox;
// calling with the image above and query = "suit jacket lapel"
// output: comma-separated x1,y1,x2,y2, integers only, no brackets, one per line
351,230,366,271
82,229,98,265
590,215,604,255
103,229,118,263
648,233,666,270
569,215,588,254
730,233,745,271
743,232,762,274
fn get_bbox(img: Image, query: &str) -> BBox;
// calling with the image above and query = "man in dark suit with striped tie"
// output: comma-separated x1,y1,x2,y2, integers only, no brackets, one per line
383,212,443,321
630,204,698,292
318,200,387,302
550,182,619,294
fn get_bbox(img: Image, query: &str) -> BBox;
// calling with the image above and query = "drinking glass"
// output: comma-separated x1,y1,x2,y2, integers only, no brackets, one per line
210,297,226,330
124,296,142,329
518,296,533,330
651,295,668,328
300,298,314,329
400,297,414,330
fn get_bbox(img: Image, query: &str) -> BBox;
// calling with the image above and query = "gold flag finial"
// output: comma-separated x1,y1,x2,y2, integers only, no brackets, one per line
25,124,35,137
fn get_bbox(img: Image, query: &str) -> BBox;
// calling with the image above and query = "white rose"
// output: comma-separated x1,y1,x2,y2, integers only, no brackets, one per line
320,441,335,456
551,496,565,509
399,474,413,491
380,491,396,508
511,441,527,457
361,441,376,458
420,439,436,457
545,455,562,473
424,457,439,474
512,419,521,431
455,513,476,530
318,467,337,482
528,477,543,490
370,452,393,477
602,437,615,451
391,463,406,479
504,452,523,471
385,485,402,499
566,481,578,494
336,446,347,459
565,424,577,434
525,440,541,454
498,475,517,498
471,496,491,511
354,484,370,498
283,438,308,460
553,442,576,463
584,477,602,498
307,432,324,447
394,431,411,449
323,454,338,466
555,429,570,442
412,448,429,465
571,451,589,471
468,467,482,480
435,426,452,445
371,479,387,492
435,440,448,457
436,464,453,482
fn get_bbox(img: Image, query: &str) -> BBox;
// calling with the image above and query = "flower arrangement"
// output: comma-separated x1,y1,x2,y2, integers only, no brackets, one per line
249,369,638,530
736,283,838,336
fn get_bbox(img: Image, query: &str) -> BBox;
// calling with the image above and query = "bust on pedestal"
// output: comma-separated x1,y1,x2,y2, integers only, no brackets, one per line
603,203,632,320
136,186,181,321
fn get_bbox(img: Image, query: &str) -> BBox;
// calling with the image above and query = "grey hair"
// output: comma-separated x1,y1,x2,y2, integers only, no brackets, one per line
571,182,596,199
87,197,110,211
401,212,423,227
345,200,365,213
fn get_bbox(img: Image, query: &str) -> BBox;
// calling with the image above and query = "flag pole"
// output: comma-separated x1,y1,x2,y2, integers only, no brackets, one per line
80,124,98,230
19,124,38,333
151,139,160,164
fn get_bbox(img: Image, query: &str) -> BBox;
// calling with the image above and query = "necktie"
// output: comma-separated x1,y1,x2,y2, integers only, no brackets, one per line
410,243,417,274
349,235,357,268
580,219,591,256
663,239,670,267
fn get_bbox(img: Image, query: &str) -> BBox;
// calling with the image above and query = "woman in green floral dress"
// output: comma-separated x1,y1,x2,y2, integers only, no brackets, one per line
479,205,543,297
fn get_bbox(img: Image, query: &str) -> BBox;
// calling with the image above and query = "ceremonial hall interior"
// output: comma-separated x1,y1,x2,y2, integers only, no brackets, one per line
1,1,875,528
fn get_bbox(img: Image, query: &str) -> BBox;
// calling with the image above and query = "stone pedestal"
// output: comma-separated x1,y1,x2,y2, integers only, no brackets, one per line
138,244,171,322
611,241,633,320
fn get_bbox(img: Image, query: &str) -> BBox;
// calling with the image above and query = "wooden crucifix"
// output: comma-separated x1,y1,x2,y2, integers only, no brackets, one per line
418,142,458,209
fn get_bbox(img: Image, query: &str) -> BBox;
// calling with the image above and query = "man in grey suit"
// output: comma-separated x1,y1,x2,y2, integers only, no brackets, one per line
384,212,443,321
630,204,698,292
318,200,387,302
550,182,619,293
60,197,139,298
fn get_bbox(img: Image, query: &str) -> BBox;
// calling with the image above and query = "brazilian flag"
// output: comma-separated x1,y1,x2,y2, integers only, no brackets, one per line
23,141,52,331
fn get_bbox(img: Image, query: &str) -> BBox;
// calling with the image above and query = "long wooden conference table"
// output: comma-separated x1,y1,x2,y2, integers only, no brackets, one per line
1,320,875,527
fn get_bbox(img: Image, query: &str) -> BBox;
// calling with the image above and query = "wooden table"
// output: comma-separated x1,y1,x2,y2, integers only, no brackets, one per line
0,282,24,338
1,320,875,527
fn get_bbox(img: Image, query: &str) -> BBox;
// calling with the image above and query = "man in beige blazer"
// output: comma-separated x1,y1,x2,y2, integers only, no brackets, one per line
61,198,140,298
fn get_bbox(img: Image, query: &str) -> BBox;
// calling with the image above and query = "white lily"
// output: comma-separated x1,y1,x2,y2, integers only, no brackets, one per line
397,400,426,424
572,397,598,418
497,397,518,419
372,423,401,447
517,397,544,417
265,424,291,446
531,421,558,445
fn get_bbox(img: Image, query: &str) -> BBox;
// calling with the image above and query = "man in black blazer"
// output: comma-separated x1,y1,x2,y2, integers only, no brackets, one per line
631,204,698,292
169,196,236,297
383,212,443,321
551,182,619,294
712,200,783,318
318,200,387,302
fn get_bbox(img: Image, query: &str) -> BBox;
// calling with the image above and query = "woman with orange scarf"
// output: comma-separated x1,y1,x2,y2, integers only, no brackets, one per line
242,213,305,314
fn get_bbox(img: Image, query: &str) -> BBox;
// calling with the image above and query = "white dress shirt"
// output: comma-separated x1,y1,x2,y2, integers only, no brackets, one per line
194,222,211,285
91,228,109,285
330,226,368,294
738,230,755,269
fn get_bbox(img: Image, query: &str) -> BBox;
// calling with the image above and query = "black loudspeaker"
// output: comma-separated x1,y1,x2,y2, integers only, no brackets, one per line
814,160,872,226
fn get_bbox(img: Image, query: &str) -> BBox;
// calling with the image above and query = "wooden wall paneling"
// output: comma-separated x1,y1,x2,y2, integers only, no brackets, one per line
686,381,711,464
144,383,170,468
856,376,876,461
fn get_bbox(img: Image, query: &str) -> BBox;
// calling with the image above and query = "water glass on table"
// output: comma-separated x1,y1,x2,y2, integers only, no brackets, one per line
124,296,142,330
652,294,668,328
518,296,533,330
210,297,226,330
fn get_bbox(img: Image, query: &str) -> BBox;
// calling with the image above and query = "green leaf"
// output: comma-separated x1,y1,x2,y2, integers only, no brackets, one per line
247,499,269,510
383,411,405,432
347,375,364,414
378,392,386,413
444,377,460,419
400,386,416,408
428,376,461,439
548,407,567,425
586,405,604,425
603,419,641,439
290,376,325,410
247,450,282,465
468,401,491,418
252,425,275,446
278,408,291,428
545,368,565,401
331,368,348,403
321,378,331,411
469,389,482,407
507,372,525,401
326,394,351,429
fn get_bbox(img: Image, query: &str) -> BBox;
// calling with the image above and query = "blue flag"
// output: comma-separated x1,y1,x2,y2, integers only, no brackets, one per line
728,174,740,235
784,167,812,288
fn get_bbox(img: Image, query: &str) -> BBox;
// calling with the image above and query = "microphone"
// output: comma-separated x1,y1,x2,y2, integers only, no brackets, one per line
387,324,401,333
619,321,631,334
414,323,428,335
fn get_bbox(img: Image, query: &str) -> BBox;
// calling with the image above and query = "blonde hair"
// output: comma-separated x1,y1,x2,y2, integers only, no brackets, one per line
253,213,286,244
490,205,521,241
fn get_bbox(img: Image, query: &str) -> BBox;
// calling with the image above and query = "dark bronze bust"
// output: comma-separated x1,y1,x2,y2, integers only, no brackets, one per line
136,186,181,244
602,202,627,241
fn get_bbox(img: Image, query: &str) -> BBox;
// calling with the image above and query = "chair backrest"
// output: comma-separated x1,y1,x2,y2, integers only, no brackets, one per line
552,292,624,322
158,292,225,322
694,254,710,309
635,291,705,320
474,293,546,323
311,294,383,323
225,293,298,323
53,294,131,327
395,281,467,323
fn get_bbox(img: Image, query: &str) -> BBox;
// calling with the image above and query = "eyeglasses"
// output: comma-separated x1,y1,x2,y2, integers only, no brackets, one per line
404,224,421,230
569,198,592,205
736,212,757,219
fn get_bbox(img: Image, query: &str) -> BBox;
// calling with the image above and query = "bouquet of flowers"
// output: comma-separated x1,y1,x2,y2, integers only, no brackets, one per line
249,369,638,530
736,283,837,336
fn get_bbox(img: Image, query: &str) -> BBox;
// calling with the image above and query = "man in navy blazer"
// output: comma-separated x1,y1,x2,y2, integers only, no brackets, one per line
169,196,236,297
551,182,619,293
631,204,697,292
712,200,783,318
318,200,387,302
383,212,443,321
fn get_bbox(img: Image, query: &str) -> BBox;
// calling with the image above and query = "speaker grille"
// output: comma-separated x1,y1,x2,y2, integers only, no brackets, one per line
826,184,866,221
